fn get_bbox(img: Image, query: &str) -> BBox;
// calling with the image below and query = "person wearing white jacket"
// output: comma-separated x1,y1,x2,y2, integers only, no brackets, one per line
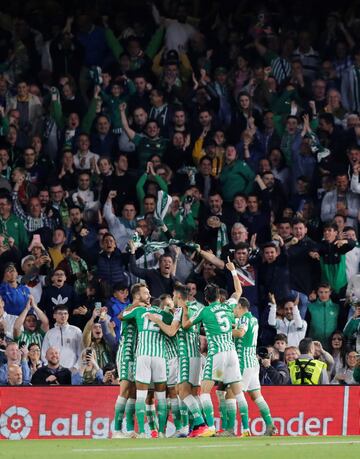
268,294,307,347
41,306,83,369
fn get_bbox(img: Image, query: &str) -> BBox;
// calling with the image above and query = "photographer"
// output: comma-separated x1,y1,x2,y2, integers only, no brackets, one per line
102,363,120,385
258,346,290,385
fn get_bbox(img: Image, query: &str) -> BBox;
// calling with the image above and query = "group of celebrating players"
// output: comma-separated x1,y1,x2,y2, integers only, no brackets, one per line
113,259,276,439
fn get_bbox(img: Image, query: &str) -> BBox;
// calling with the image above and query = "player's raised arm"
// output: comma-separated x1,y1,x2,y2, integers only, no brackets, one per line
225,257,242,300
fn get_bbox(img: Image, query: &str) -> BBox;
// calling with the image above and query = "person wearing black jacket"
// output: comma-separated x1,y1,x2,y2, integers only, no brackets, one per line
288,219,321,318
259,346,290,385
31,347,71,385
258,236,291,344
128,240,177,298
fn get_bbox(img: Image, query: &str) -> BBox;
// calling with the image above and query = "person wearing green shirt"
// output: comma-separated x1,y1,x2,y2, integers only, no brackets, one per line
0,194,29,253
307,283,339,349
100,77,135,132
232,297,276,436
120,102,169,171
13,295,49,348
122,283,172,438
219,145,255,202
343,301,360,352
182,260,249,437
147,282,206,437
136,162,168,215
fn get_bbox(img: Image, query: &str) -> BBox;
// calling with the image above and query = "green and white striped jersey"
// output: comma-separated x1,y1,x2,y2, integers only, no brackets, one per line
173,301,201,358
234,311,259,371
165,335,178,360
122,305,172,358
15,329,45,348
190,299,236,356
120,319,137,361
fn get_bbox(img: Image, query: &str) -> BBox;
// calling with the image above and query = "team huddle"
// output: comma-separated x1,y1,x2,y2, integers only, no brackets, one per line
113,260,276,439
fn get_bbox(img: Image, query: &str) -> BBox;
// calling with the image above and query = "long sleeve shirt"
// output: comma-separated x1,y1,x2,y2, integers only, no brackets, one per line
268,303,307,346
41,323,83,369
0,361,31,385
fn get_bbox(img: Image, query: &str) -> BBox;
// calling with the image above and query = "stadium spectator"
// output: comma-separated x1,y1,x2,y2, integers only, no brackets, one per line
330,350,358,384
0,341,31,385
288,338,329,384
306,283,339,349
7,364,24,386
82,307,117,369
31,347,72,385
0,262,30,316
13,294,49,346
258,346,290,385
41,306,82,369
268,293,307,346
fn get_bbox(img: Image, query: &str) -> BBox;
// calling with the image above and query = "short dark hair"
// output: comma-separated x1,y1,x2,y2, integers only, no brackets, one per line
317,282,331,290
262,242,277,250
274,333,288,343
239,297,250,309
234,242,250,251
319,113,335,126
53,305,69,313
323,221,338,232
174,282,188,300
69,205,83,213
113,282,128,293
292,218,307,227
299,337,313,354
204,283,220,303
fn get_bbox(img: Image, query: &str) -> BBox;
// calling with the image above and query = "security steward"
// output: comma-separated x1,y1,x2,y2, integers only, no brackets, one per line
289,338,329,384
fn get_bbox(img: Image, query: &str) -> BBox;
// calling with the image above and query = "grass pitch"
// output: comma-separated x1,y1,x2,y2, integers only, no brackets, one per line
1,436,360,459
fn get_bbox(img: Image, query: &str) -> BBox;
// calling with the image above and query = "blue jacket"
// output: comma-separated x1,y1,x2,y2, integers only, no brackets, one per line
0,361,31,385
97,249,129,287
106,297,130,341
0,283,30,316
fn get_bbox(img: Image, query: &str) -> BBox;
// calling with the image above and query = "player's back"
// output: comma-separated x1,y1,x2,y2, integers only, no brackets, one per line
199,300,236,356
235,311,259,370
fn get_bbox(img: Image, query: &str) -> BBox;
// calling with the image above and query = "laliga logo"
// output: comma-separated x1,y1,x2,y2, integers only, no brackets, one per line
0,406,33,440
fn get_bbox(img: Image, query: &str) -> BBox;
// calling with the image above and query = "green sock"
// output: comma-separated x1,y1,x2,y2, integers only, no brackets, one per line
236,393,249,431
157,397,168,434
200,393,214,428
125,398,135,432
225,399,237,432
216,391,227,430
146,404,157,431
170,398,182,430
255,396,273,426
179,400,189,428
114,396,127,431
135,399,146,433
183,395,205,427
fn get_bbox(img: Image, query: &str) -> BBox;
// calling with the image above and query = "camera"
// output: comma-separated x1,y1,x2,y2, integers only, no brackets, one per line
185,195,194,204
257,346,270,359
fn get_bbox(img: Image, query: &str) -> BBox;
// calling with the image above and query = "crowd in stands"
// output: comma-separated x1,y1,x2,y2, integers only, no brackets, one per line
0,0,360,386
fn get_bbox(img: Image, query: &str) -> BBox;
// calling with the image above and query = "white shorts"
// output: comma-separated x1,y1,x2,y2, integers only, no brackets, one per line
135,355,167,385
241,366,260,392
167,357,179,386
178,356,201,386
203,350,241,385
